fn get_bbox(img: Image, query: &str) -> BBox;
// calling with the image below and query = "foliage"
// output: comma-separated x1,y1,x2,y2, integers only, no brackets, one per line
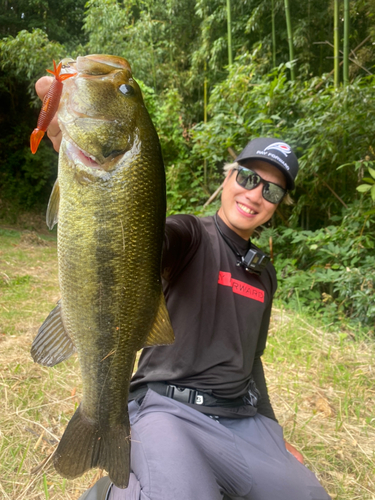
0,0,87,48
356,166,375,203
192,55,375,228
254,200,375,327
0,29,66,95
0,121,58,221
139,82,207,214
1,0,375,329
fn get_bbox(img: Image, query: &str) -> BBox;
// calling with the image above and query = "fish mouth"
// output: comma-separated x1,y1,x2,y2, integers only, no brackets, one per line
65,141,102,169
65,140,105,170
64,140,126,173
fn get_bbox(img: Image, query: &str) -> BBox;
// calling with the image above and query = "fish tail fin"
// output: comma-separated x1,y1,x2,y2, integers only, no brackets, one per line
54,404,130,488
30,128,45,154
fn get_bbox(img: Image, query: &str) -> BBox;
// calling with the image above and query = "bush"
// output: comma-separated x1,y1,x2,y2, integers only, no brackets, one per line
254,200,375,328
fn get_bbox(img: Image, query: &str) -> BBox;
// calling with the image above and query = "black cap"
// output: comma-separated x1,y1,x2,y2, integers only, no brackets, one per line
235,137,299,190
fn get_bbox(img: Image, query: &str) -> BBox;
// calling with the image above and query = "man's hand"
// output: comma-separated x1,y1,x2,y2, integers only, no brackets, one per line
35,76,62,152
284,440,304,464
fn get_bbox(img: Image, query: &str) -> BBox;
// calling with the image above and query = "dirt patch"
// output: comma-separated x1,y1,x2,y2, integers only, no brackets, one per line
19,231,49,247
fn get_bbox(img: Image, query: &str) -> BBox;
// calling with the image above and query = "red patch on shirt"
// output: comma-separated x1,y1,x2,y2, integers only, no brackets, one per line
218,271,264,303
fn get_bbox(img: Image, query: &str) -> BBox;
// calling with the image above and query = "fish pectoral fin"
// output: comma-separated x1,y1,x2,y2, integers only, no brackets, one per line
143,292,175,347
54,404,131,488
31,300,76,366
46,178,60,230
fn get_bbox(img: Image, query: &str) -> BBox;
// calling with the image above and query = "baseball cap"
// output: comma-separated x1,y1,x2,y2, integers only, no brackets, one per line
235,138,299,190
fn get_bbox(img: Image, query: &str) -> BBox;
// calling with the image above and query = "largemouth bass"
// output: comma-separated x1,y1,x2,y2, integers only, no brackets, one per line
31,54,174,488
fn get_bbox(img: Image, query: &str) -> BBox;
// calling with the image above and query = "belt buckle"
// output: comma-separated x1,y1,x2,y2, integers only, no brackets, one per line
166,385,200,404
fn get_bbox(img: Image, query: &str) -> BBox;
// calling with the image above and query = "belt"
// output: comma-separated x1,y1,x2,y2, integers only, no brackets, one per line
129,382,252,408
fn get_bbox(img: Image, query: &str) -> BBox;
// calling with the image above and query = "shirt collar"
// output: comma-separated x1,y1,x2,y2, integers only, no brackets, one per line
215,213,250,254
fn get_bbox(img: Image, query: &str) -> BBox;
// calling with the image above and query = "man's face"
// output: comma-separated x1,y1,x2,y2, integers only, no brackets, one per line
218,160,287,240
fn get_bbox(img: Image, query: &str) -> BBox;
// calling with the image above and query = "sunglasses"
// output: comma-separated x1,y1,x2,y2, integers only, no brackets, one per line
235,167,287,204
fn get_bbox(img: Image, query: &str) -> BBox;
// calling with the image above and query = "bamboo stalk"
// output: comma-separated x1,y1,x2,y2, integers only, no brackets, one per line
343,0,350,86
284,0,295,80
272,0,276,67
315,40,373,75
148,11,157,91
204,60,208,186
204,60,208,124
226,0,233,67
314,36,372,89
334,0,340,88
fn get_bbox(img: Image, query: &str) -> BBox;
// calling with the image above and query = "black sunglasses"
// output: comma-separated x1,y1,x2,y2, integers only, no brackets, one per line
235,167,287,204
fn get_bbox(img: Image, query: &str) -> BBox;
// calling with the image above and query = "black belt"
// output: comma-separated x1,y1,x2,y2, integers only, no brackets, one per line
129,382,252,408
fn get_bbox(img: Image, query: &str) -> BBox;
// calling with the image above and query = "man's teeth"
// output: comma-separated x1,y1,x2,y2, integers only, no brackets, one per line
238,203,256,215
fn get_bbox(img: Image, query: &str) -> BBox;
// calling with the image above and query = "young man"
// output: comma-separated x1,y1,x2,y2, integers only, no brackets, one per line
36,77,331,500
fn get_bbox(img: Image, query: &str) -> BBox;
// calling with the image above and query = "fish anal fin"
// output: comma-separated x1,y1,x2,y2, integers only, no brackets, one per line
143,293,174,347
46,179,60,230
54,404,130,489
31,300,75,367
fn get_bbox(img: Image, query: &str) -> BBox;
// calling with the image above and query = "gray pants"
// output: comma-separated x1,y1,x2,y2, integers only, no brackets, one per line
107,389,331,500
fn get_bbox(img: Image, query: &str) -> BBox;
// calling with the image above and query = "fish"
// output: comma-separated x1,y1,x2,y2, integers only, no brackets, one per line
30,54,174,488
30,60,76,154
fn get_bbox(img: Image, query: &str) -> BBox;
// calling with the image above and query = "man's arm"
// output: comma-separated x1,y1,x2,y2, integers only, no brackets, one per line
162,215,202,282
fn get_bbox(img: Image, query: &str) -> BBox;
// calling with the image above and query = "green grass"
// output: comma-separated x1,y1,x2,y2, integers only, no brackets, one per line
0,226,374,499
265,308,375,499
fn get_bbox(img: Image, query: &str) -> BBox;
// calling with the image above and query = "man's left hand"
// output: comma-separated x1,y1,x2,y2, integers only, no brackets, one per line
284,440,304,464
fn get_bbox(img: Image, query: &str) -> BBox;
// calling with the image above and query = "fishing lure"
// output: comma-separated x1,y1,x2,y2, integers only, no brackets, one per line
30,60,76,154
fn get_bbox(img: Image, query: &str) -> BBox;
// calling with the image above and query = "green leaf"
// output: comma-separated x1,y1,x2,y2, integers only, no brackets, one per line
368,167,375,179
356,184,372,193
336,162,353,170
371,185,375,202
361,177,375,184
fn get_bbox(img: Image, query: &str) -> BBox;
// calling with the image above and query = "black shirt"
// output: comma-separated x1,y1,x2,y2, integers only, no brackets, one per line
130,214,277,420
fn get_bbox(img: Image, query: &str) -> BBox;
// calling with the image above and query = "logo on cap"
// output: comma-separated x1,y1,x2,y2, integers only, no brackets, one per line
264,142,291,157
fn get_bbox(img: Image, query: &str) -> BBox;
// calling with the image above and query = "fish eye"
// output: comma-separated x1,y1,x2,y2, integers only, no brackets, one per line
119,84,134,96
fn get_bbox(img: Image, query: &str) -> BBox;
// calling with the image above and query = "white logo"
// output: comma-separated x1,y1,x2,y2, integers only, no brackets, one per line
264,142,291,157
195,395,204,405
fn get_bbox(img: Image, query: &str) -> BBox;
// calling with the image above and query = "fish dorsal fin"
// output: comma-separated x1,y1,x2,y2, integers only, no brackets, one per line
143,293,174,347
46,179,60,230
31,300,76,366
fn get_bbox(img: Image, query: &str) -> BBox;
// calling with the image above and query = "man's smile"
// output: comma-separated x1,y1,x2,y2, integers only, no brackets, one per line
237,202,257,216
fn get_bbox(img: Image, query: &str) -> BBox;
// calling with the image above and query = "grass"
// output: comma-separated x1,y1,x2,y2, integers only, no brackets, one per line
265,309,375,499
0,226,374,499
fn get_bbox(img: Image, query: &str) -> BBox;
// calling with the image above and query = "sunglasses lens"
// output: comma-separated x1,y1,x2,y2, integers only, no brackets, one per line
236,168,285,204
262,183,285,204
236,169,260,190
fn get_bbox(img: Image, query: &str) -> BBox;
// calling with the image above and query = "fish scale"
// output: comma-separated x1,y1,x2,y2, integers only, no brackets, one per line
31,54,174,488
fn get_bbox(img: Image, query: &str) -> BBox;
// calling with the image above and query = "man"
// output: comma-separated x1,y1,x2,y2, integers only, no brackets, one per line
36,77,331,500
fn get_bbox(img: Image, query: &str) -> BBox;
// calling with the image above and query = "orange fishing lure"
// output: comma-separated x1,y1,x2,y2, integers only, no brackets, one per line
30,60,75,154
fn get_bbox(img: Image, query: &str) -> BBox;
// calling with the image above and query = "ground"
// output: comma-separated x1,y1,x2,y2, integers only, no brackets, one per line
0,226,374,500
